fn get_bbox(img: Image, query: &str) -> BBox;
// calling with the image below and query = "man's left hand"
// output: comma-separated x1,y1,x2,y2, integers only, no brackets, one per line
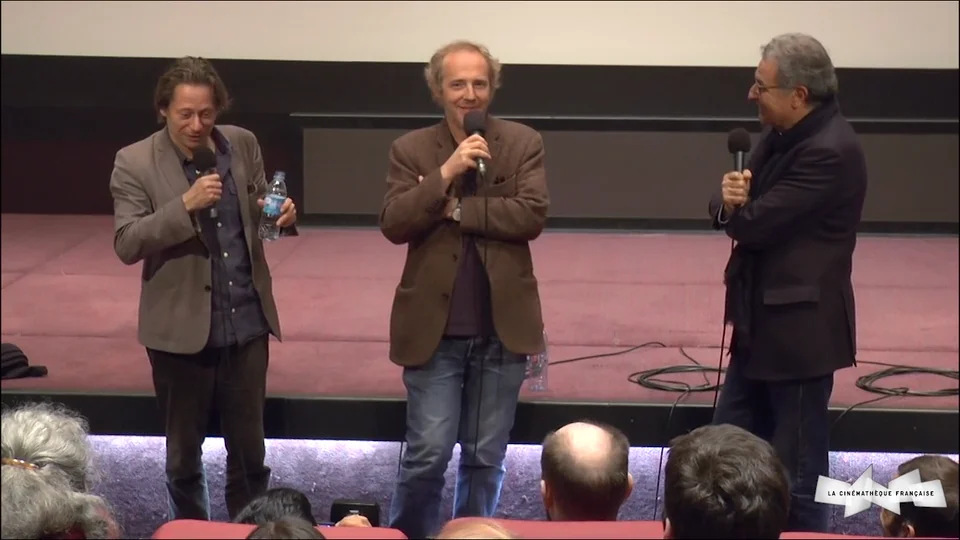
443,198,458,219
257,197,297,228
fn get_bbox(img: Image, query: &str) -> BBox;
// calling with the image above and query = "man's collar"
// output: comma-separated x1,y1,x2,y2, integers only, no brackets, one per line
770,97,839,150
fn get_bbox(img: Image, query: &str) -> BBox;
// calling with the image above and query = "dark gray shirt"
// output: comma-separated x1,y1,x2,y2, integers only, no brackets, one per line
176,129,269,349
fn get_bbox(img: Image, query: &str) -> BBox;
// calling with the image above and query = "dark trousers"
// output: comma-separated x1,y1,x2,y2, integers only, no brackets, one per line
712,357,834,533
147,334,271,520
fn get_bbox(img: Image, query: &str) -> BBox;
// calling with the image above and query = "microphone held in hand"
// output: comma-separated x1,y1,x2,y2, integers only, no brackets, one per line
463,110,487,178
192,146,218,219
727,128,752,173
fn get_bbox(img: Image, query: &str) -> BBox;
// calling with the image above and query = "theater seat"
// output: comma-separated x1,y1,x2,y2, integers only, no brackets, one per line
151,519,407,539
481,518,900,539
781,534,886,539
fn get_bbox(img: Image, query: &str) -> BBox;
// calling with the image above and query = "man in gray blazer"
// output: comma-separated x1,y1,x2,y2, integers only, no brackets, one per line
109,56,297,520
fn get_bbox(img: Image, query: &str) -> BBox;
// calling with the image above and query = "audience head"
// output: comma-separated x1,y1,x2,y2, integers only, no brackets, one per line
247,516,324,539
424,40,502,136
1,402,118,539
663,423,790,539
540,420,633,521
881,455,959,538
436,518,516,539
153,56,231,156
752,33,838,131
234,487,317,526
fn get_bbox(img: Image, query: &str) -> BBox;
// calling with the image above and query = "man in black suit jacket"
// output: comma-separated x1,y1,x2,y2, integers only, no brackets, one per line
708,33,867,533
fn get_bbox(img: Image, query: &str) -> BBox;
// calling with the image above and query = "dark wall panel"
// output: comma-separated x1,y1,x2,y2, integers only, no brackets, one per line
303,128,959,223
3,55,957,119
2,54,957,232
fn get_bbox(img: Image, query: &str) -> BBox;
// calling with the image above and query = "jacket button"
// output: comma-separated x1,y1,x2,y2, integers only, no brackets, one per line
441,292,450,299
204,285,212,292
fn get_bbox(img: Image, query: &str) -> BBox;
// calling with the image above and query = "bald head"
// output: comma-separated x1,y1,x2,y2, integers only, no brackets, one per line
436,518,516,539
540,421,632,521
553,422,618,467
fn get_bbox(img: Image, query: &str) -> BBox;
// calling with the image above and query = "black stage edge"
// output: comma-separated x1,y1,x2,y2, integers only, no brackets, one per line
1,391,956,455
296,214,960,236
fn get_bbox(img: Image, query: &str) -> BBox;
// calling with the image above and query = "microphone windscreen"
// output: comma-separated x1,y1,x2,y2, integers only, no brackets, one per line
727,128,752,154
192,146,217,172
463,110,487,136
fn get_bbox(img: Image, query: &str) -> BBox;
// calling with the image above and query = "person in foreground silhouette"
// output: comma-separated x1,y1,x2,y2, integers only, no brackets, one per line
540,421,633,521
379,39,550,539
880,455,959,538
662,424,791,539
247,516,325,539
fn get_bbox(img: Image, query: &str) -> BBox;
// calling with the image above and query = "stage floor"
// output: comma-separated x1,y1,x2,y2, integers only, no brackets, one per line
1,214,957,412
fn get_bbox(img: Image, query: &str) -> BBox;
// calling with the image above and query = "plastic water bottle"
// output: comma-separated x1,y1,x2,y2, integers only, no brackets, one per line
526,331,549,392
259,171,287,242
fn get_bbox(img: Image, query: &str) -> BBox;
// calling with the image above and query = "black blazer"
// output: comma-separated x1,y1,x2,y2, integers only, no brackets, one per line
709,98,868,381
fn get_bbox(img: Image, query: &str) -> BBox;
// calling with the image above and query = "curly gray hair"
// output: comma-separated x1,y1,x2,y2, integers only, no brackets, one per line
1,402,118,539
761,33,839,103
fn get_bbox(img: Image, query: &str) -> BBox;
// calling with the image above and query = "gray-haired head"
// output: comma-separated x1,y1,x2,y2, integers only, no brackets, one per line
1,402,117,538
1,401,97,491
761,33,839,104
1,467,118,539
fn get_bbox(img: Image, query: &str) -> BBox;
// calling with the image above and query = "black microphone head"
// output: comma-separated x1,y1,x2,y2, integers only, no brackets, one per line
463,110,487,136
192,146,217,171
727,128,752,154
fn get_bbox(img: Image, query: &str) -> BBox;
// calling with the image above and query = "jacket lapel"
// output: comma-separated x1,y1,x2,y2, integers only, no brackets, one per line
480,118,501,193
155,129,192,200
219,130,254,251
435,122,458,195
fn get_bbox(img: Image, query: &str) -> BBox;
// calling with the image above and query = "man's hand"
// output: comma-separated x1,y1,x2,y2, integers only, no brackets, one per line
257,197,297,228
443,198,458,219
440,134,490,184
181,173,222,213
721,169,752,213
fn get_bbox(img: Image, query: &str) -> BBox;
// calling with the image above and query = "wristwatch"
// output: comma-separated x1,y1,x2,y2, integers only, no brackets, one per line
451,199,462,222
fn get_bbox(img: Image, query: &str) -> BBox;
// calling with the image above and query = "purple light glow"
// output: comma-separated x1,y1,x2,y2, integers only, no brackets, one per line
87,435,957,539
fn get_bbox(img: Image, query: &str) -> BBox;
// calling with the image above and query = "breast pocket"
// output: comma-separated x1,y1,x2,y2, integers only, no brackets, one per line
485,175,518,197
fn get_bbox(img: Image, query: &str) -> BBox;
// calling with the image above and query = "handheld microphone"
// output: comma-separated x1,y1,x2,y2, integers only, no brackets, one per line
192,146,218,219
463,110,487,178
727,128,752,173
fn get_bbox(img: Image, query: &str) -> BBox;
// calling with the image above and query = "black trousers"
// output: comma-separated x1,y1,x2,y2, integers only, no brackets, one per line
712,357,834,533
147,334,271,520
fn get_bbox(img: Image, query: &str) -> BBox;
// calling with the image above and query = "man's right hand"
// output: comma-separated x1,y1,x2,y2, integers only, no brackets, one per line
721,169,752,213
440,134,491,183
181,173,222,213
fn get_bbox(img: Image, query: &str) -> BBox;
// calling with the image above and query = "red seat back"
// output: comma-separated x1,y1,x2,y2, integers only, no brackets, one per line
150,519,407,539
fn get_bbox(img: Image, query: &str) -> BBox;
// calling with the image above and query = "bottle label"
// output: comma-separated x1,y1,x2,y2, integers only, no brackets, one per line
264,194,284,217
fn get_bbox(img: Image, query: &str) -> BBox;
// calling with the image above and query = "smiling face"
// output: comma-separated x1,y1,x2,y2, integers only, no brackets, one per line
749,56,811,132
437,48,492,139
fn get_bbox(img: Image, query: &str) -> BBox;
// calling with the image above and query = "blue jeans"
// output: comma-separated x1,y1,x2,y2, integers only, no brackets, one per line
388,336,527,539
712,357,834,533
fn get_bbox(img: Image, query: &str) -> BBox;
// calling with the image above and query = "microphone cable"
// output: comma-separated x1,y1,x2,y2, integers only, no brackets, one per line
464,163,490,520
831,359,959,431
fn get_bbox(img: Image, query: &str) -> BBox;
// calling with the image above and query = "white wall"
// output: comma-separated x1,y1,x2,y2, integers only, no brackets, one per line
1,0,957,68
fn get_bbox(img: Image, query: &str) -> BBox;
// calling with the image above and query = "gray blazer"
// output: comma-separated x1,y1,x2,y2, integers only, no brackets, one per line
110,125,281,354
